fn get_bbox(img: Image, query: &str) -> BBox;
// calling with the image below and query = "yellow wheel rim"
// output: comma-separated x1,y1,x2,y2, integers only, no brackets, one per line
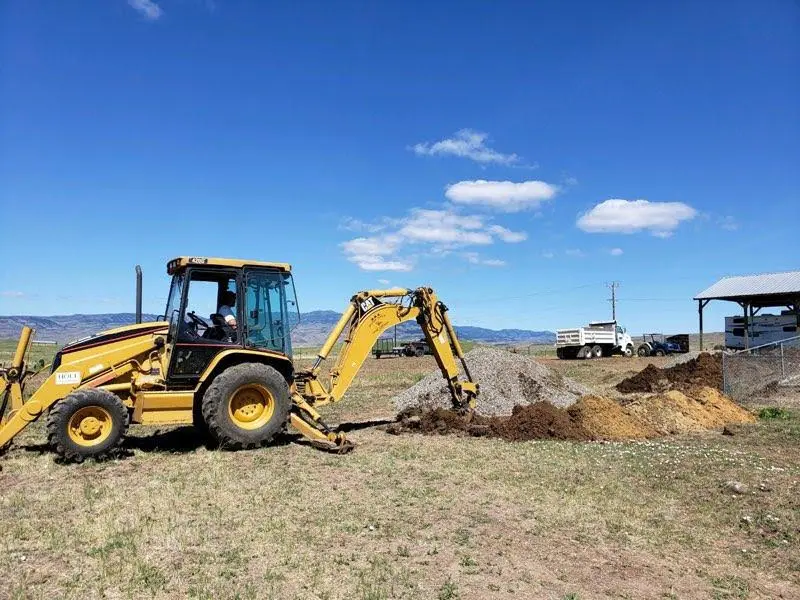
67,406,113,447
228,384,274,430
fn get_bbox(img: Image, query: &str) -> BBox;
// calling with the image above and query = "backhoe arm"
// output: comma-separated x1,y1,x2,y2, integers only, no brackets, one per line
289,288,478,451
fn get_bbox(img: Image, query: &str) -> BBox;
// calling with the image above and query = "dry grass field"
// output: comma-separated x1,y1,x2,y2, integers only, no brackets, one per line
1,350,798,599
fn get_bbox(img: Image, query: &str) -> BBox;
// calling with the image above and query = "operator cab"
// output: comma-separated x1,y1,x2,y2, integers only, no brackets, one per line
163,257,299,382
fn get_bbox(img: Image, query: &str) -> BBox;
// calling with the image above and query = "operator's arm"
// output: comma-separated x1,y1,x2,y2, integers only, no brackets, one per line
218,305,237,328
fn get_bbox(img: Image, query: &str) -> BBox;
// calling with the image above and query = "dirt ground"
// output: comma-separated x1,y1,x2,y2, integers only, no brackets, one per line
1,352,799,599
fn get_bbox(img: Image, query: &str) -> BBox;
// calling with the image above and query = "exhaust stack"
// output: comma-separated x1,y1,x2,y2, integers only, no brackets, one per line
135,265,143,324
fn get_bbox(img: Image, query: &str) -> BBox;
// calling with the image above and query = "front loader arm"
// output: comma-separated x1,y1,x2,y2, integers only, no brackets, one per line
290,288,478,451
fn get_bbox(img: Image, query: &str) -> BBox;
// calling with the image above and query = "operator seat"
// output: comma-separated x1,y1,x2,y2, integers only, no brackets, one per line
209,313,237,344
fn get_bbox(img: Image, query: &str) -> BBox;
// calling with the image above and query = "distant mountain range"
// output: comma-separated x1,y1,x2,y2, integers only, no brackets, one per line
0,312,555,346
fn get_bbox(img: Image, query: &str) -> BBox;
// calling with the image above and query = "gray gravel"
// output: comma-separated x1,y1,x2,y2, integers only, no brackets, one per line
392,346,590,416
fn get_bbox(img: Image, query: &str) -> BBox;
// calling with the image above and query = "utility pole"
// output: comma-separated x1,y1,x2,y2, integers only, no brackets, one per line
607,282,620,321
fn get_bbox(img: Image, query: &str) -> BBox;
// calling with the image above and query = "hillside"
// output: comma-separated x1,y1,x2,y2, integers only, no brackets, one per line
0,312,555,346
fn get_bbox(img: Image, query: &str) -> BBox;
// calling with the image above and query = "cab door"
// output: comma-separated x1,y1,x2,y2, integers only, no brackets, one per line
167,268,242,385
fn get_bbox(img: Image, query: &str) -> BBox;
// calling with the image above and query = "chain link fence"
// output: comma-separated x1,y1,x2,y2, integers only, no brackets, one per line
722,336,800,401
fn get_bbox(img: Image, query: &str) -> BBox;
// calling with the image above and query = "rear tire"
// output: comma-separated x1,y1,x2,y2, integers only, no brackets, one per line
201,363,291,450
414,347,424,357
375,351,382,359
591,345,603,359
580,345,593,360
46,389,128,462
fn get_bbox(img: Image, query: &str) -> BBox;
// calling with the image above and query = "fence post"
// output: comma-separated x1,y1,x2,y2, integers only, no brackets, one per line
781,342,786,379
722,352,727,395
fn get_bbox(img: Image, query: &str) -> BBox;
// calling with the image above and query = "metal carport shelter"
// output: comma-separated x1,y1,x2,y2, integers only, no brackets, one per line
694,271,800,351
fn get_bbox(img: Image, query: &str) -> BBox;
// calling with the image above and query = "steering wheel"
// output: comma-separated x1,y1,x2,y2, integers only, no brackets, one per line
186,311,208,328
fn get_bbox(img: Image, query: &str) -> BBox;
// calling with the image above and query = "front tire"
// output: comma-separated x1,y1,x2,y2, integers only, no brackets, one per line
623,345,634,358
47,389,128,462
201,363,291,450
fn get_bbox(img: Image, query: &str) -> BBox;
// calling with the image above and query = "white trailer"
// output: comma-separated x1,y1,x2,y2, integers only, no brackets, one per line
556,320,635,360
725,313,799,349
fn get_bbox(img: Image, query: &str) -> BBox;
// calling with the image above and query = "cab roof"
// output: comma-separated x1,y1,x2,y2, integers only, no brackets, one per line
167,256,292,275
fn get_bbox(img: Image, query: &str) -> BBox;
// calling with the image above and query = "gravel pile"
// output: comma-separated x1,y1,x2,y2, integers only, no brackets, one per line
392,346,589,416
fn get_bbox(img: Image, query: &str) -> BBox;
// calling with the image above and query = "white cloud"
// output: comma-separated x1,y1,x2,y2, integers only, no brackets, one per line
463,252,506,267
128,0,163,20
377,279,390,285
719,215,739,231
487,225,527,243
399,209,492,245
577,199,697,236
340,235,412,272
610,248,624,256
482,258,507,267
1,290,25,298
445,180,559,212
341,208,525,271
411,129,519,164
565,249,585,258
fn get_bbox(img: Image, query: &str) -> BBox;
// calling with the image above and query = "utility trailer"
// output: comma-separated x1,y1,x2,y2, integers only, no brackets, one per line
556,320,635,360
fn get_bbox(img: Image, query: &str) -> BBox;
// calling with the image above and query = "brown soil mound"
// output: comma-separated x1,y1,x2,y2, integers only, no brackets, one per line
623,386,755,435
391,402,594,441
567,396,656,440
391,399,652,442
494,403,591,441
389,384,754,443
616,353,723,393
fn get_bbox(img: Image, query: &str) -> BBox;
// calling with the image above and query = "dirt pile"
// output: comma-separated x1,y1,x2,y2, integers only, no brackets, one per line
390,387,754,442
623,386,756,435
567,395,656,440
390,402,594,441
392,346,589,416
616,353,723,393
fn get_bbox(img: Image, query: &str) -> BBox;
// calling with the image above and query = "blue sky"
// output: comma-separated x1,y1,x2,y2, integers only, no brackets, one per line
1,0,798,334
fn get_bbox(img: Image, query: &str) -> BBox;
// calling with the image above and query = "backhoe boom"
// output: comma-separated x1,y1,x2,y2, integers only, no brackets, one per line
290,287,478,451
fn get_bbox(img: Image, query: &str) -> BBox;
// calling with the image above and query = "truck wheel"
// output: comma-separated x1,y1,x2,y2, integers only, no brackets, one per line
202,363,291,450
580,345,593,359
375,351,382,359
414,348,425,357
623,344,634,358
46,389,128,462
637,344,650,357
591,345,603,359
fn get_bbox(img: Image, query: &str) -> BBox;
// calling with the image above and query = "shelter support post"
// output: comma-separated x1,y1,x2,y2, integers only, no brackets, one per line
742,302,750,350
698,299,710,351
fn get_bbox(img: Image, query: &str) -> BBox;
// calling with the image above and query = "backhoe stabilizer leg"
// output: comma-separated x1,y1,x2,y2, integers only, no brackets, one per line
289,396,354,453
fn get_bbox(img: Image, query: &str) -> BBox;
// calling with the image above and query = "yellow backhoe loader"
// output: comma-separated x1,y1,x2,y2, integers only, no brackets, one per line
0,257,478,460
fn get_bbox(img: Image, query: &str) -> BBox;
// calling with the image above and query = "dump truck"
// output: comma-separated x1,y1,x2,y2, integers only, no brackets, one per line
556,320,635,359
0,256,478,460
